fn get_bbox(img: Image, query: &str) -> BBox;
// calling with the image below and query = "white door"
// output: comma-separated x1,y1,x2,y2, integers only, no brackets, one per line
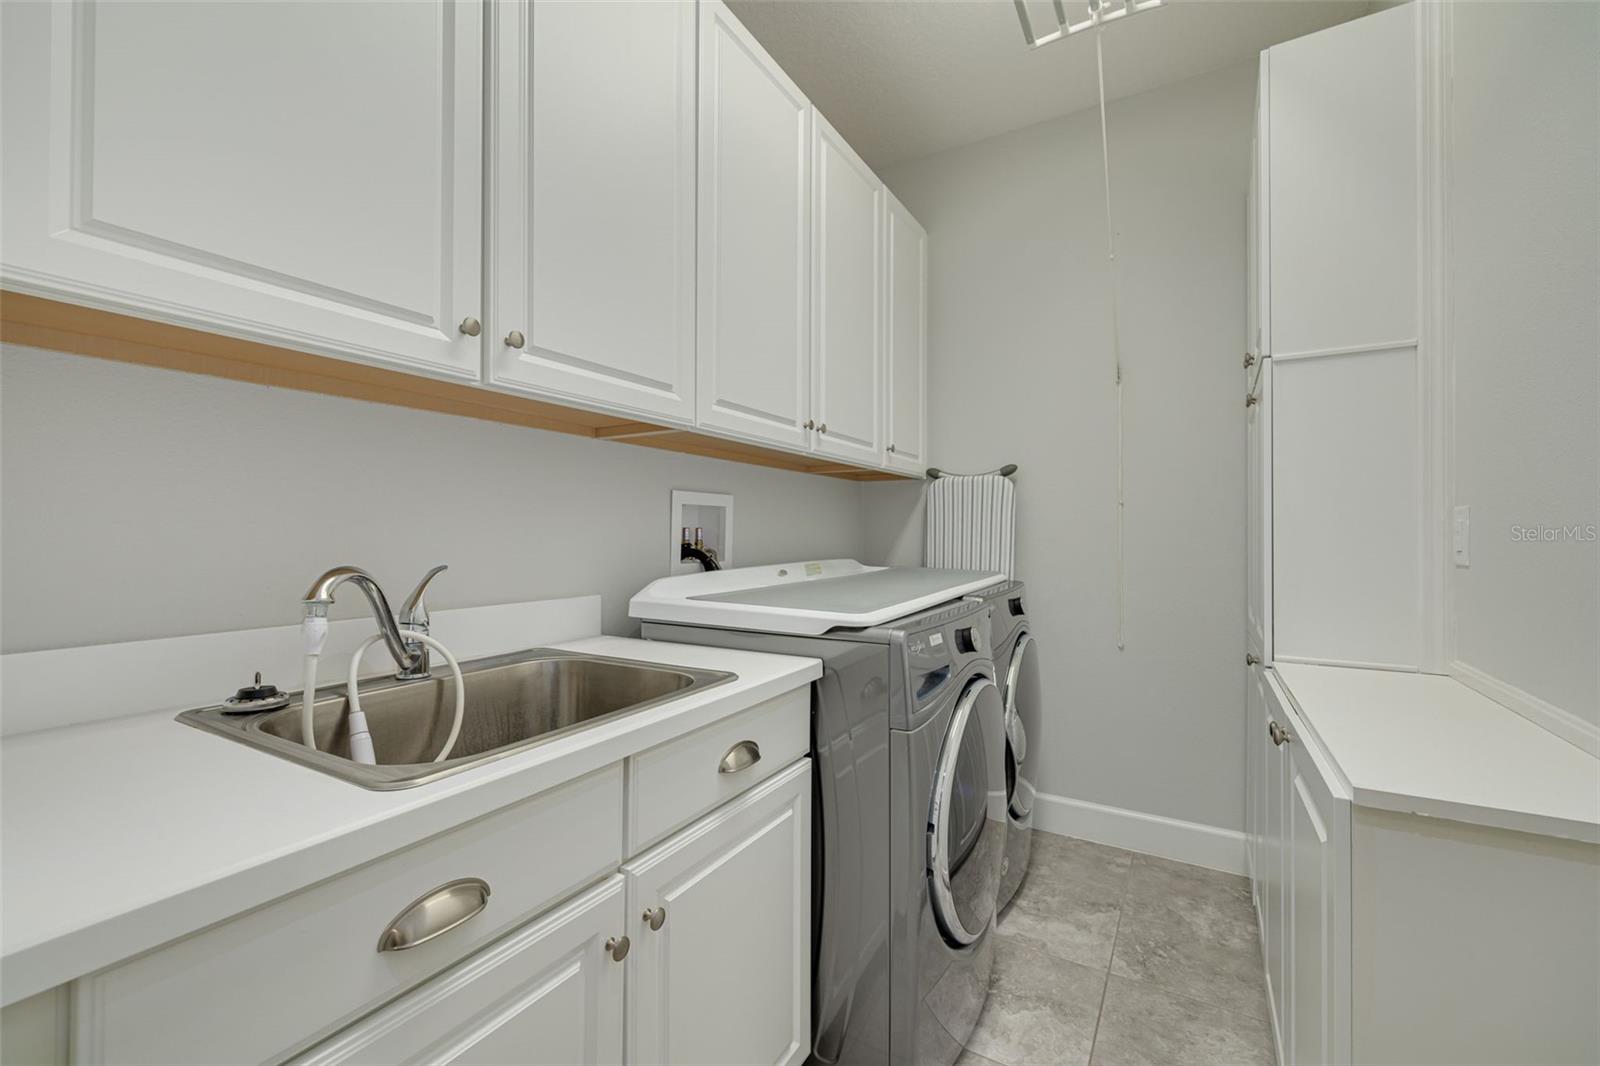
0,1,483,380
1261,677,1291,1064
883,191,928,475
624,760,811,1066
696,0,812,450
1246,356,1272,663
1245,663,1263,898
489,0,696,422
293,876,626,1066
1289,743,1333,1066
810,113,882,463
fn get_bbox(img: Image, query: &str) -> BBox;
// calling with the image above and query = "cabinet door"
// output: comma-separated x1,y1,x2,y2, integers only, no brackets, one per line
1267,4,1417,356
1245,663,1264,899
1261,677,1291,1065
810,113,882,463
696,0,812,450
489,0,696,422
1246,356,1272,663
884,191,928,475
1288,740,1334,1066
0,1,483,380
624,759,812,1066
295,876,626,1066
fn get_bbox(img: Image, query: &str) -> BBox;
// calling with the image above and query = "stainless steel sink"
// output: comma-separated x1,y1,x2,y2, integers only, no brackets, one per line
178,649,735,790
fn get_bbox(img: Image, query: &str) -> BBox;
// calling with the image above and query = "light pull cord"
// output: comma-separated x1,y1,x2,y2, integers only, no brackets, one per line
1094,16,1127,651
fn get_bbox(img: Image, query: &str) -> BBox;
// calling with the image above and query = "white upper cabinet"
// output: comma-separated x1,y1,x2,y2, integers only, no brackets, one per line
489,0,697,423
1267,3,1417,356
883,191,927,475
809,114,882,464
0,0,484,380
696,0,813,450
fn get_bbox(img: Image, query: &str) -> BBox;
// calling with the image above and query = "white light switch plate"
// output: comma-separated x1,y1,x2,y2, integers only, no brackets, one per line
1452,505,1470,567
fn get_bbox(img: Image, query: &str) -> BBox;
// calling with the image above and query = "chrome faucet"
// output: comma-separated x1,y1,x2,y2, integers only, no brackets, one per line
301,565,448,681
397,565,448,680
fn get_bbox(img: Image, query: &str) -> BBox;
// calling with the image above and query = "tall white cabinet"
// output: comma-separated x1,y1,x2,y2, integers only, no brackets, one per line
489,0,698,422
883,192,928,475
0,0,485,380
809,115,883,464
1260,3,1423,671
695,0,813,450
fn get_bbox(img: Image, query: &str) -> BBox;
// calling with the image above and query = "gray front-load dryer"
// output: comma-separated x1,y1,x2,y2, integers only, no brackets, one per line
642,596,1006,1066
970,581,1039,911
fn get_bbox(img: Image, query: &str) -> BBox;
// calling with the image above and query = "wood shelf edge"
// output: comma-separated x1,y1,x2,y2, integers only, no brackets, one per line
0,291,912,482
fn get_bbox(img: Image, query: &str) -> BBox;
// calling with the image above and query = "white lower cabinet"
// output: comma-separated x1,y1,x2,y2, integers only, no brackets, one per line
1249,670,1354,1066
624,759,812,1066
293,877,627,1066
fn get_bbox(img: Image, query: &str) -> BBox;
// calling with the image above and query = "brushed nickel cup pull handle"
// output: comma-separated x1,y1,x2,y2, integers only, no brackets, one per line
643,906,666,931
718,739,761,774
458,317,481,336
377,877,490,952
504,329,526,349
606,935,631,962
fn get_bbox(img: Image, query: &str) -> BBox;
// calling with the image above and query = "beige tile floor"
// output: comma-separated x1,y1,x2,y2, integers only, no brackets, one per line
956,831,1276,1066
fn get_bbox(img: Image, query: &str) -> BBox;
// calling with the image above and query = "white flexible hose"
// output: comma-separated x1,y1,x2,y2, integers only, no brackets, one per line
1093,13,1127,652
346,631,466,764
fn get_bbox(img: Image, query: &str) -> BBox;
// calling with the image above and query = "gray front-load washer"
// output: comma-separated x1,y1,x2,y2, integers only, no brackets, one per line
643,596,1006,1066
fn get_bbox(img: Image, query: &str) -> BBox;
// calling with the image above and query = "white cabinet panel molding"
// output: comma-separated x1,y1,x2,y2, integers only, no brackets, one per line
1267,3,1418,358
1272,346,1422,670
809,112,883,464
883,191,927,475
489,0,697,423
0,0,484,379
695,0,812,450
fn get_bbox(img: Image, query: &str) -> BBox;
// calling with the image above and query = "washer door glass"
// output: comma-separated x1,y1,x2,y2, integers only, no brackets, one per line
928,675,1007,947
1005,632,1037,821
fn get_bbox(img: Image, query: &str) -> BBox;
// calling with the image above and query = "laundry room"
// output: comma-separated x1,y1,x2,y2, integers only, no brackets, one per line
0,2,1595,1065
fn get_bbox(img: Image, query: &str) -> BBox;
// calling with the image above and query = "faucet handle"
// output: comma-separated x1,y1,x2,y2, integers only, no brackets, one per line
400,565,448,628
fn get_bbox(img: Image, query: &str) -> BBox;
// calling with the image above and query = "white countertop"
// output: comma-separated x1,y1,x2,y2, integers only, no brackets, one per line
1273,663,1600,843
0,636,820,1006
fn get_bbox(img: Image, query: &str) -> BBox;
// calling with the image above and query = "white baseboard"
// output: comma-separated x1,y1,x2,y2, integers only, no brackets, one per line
1031,792,1248,876
1449,659,1600,758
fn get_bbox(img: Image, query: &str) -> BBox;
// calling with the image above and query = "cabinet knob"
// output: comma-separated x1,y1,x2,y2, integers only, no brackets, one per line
606,935,631,962
1245,394,1259,407
458,317,481,337
643,906,666,931
1268,720,1292,747
504,330,526,350
1243,352,1255,368
804,420,816,431
818,423,828,434
887,444,897,454
1246,653,1260,666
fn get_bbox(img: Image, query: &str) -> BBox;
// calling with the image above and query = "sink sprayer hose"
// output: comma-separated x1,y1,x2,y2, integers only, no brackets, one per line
299,618,466,766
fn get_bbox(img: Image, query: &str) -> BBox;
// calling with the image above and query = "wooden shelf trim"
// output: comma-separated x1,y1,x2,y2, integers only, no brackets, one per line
0,292,910,482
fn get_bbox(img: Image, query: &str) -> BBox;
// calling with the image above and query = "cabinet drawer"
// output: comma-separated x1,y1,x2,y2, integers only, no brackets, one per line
72,765,623,1066
293,875,627,1066
627,687,809,853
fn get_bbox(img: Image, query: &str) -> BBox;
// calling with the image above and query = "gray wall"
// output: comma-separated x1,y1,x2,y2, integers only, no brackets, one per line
862,62,1255,832
0,344,867,652
1448,1,1599,727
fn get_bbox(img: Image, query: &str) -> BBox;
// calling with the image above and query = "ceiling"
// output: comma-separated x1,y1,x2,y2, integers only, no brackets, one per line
727,0,1377,170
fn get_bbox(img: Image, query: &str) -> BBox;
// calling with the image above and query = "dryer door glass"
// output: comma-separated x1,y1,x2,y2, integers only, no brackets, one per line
928,676,1007,947
1004,632,1038,821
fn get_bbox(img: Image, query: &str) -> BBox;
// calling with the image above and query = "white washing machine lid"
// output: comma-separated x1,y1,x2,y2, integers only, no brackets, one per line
629,559,1004,636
